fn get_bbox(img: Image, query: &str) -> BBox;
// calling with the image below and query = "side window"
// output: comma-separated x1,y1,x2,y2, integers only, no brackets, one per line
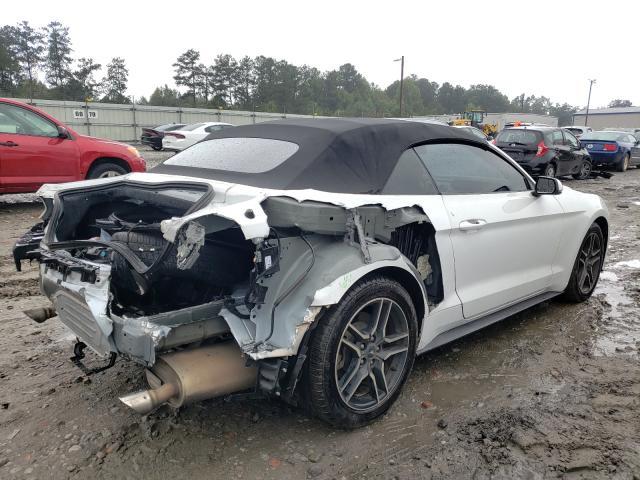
0,103,58,137
414,143,529,195
381,149,439,195
544,132,555,146
551,130,564,145
564,130,578,148
204,125,224,133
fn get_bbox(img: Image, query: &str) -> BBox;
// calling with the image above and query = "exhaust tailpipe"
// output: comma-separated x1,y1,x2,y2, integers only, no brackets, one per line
24,306,57,323
119,341,257,415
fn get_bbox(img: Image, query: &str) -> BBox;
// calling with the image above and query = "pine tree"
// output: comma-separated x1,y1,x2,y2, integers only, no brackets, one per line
44,21,73,90
173,49,202,106
210,54,238,107
14,21,44,99
0,26,22,94
101,57,129,103
73,57,102,100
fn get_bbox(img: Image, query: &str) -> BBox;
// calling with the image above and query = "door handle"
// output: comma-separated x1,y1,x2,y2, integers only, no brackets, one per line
0,141,19,147
459,219,487,231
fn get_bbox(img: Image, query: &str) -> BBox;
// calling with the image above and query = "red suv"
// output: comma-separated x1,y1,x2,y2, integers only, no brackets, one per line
0,98,146,194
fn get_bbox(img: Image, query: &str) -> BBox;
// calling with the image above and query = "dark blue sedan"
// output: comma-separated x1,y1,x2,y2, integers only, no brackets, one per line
580,131,640,172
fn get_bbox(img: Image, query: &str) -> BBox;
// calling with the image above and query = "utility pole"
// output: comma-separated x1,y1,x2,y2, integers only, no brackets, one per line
394,56,404,117
585,79,596,126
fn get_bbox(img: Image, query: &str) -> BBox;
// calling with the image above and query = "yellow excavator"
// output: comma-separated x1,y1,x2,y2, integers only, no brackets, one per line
450,110,498,138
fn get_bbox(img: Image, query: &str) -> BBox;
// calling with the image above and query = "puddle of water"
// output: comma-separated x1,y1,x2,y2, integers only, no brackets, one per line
599,271,618,282
593,276,639,356
614,259,640,269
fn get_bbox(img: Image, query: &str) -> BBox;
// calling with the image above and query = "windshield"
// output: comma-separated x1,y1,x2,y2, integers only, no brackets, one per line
180,123,206,132
581,132,625,141
495,129,540,145
162,137,300,173
564,128,583,135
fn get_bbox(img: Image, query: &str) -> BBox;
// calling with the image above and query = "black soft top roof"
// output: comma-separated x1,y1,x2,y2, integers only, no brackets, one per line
152,117,482,193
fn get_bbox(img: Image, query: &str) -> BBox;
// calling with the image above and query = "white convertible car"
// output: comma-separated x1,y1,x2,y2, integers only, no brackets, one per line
14,119,608,427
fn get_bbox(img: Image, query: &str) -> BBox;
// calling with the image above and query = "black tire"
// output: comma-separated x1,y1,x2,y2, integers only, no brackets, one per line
151,145,163,151
88,162,128,179
616,153,630,172
306,276,418,428
544,163,556,177
573,159,592,180
562,223,605,303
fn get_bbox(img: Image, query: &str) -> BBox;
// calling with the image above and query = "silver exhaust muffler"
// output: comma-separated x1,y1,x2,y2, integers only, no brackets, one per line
24,305,57,323
119,341,257,415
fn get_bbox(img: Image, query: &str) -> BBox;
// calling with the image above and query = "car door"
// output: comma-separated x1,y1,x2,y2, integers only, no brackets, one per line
415,142,565,319
549,129,572,176
563,129,584,172
0,102,79,192
626,134,640,165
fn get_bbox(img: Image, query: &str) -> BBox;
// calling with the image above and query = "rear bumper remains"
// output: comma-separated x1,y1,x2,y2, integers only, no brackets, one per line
39,249,230,365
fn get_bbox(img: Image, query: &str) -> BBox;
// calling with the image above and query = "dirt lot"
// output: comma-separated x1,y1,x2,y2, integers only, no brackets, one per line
1,149,639,479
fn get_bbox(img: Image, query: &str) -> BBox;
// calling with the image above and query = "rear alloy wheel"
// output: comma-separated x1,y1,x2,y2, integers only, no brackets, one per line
562,223,604,303
617,153,630,172
573,160,592,180
88,162,128,179
544,163,556,177
306,276,417,428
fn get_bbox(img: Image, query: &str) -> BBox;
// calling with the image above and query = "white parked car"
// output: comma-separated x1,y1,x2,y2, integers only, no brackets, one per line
162,122,233,151
14,119,608,428
563,125,593,138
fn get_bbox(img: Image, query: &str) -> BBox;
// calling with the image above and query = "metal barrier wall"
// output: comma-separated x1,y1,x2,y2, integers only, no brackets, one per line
5,97,560,141
6,98,315,142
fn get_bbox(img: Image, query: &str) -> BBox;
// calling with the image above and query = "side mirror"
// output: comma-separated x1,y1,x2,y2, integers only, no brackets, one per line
57,126,70,139
534,176,563,196
575,140,581,149
486,135,494,141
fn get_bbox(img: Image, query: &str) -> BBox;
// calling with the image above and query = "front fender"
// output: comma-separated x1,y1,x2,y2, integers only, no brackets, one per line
550,188,609,291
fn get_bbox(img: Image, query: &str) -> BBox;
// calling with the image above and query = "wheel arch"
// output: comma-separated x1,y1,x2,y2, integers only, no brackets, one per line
593,215,609,249
227,240,429,362
358,266,427,336
86,157,131,178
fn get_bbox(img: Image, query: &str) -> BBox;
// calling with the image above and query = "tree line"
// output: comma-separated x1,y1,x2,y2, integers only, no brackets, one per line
0,21,634,124
0,21,128,103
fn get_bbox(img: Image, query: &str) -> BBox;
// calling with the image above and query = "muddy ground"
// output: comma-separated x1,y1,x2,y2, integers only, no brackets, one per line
0,149,639,479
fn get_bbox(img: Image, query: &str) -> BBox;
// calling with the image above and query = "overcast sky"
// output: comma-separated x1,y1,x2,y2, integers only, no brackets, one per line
6,0,639,109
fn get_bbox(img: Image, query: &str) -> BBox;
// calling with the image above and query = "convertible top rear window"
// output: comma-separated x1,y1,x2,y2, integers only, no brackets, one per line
163,137,300,173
